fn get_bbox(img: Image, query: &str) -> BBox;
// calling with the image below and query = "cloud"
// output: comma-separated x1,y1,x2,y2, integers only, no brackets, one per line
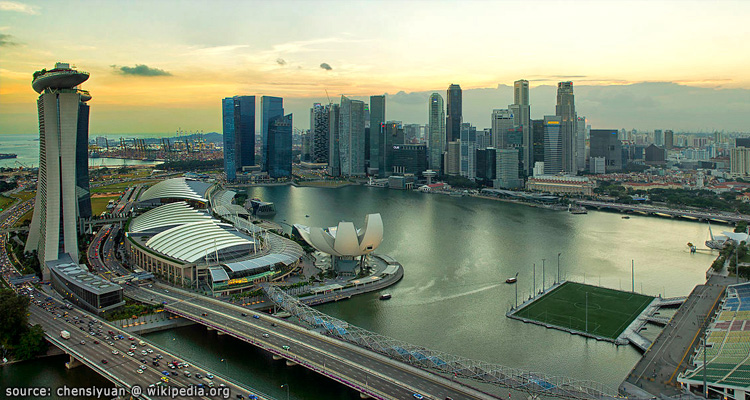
276,58,286,66
0,1,38,14
113,64,172,77
320,63,332,71
0,33,17,46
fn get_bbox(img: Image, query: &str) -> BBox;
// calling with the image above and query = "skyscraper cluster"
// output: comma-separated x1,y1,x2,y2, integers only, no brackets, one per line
222,95,293,180
222,80,628,187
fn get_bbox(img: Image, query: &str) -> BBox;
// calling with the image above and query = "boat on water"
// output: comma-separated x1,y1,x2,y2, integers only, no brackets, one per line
506,272,518,284
0,153,18,160
568,204,588,214
379,293,392,300
622,216,631,219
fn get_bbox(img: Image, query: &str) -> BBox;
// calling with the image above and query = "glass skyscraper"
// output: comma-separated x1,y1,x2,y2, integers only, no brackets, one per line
446,84,462,143
555,81,577,174
266,113,293,178
543,116,563,174
428,93,445,174
369,95,385,174
261,96,284,172
339,96,366,176
222,95,255,182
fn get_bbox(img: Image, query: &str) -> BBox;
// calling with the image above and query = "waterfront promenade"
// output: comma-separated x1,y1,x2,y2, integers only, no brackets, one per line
621,276,728,398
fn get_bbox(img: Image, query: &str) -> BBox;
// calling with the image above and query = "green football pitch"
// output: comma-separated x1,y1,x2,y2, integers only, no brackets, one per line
513,282,654,340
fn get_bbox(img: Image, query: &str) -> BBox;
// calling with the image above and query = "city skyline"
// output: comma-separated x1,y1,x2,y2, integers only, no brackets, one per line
0,1,749,134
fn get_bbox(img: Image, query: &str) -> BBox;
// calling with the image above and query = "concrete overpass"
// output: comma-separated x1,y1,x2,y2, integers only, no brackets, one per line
125,284,622,400
574,200,750,224
25,287,269,400
125,284,500,400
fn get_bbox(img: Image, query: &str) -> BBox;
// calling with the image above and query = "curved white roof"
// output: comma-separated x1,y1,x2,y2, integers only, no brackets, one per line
139,178,213,204
130,202,213,233
145,220,252,263
295,214,383,257
212,190,236,207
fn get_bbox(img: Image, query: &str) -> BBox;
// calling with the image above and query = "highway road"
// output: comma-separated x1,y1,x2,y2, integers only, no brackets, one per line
126,284,496,400
24,286,268,400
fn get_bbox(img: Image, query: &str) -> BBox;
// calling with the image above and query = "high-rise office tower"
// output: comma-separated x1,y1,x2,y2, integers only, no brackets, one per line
531,119,545,168
543,116,563,174
446,141,461,176
510,79,531,174
266,113,293,178
475,148,497,183
654,129,664,147
589,129,622,172
555,82,577,174
492,109,514,149
382,121,404,176
495,149,521,189
26,63,92,268
391,144,428,176
328,104,341,176
664,130,674,149
403,124,421,143
576,116,587,171
222,95,255,181
261,96,284,172
310,103,330,163
446,84,462,143
369,95,386,173
460,123,477,179
339,96,366,176
428,93,445,173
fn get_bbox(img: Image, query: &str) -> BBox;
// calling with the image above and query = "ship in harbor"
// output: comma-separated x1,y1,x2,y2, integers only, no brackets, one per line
0,153,18,159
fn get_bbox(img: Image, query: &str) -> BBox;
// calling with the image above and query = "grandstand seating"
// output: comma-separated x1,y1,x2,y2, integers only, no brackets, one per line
680,283,750,392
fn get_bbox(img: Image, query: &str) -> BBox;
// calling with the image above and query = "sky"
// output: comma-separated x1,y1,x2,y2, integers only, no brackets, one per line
1,0,749,135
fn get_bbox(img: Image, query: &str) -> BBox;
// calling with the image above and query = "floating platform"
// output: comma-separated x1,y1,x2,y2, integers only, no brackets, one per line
507,281,655,345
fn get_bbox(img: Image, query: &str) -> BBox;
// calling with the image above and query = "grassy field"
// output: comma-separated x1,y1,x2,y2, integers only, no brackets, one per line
14,209,33,227
513,282,654,340
11,191,36,202
91,179,156,194
91,194,121,216
0,194,15,211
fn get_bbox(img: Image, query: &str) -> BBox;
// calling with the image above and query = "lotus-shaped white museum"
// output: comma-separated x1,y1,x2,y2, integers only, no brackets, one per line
293,214,383,275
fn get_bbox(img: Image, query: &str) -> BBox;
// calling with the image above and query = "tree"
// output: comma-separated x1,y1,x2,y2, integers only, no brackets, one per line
0,289,30,349
0,289,48,361
13,325,47,360
735,221,748,233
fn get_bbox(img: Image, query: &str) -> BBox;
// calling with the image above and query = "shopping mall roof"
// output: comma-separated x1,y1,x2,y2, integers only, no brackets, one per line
130,201,213,233
223,253,299,274
46,254,122,295
139,177,213,205
145,220,253,263
208,266,230,283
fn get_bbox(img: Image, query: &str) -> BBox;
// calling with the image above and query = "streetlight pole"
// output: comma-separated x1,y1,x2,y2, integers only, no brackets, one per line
281,384,290,400
557,252,561,284
542,258,546,293
533,263,536,298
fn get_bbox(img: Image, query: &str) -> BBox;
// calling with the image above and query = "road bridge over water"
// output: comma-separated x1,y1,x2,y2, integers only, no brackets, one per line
574,200,750,225
24,287,268,400
125,284,500,400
